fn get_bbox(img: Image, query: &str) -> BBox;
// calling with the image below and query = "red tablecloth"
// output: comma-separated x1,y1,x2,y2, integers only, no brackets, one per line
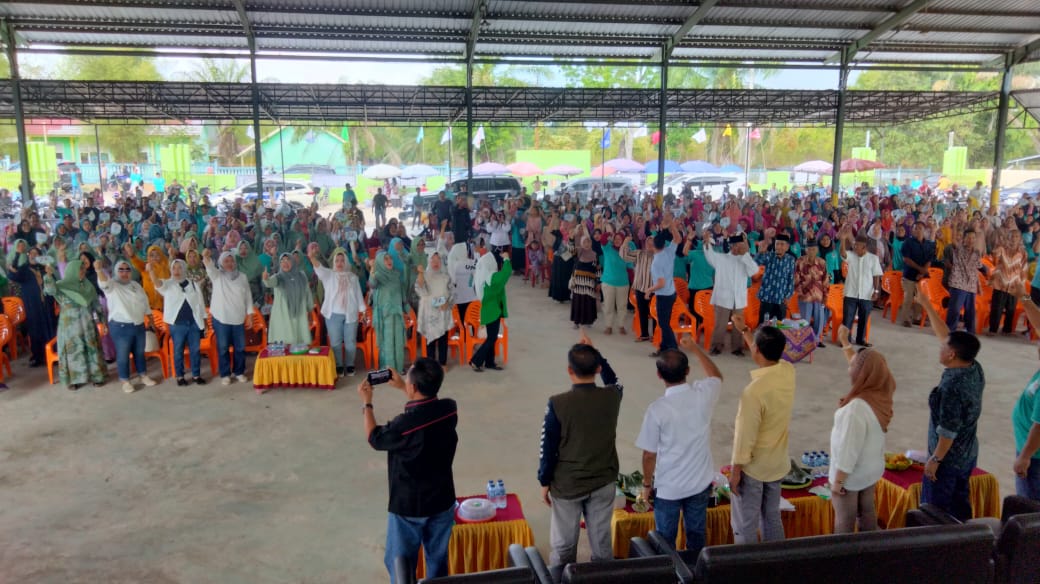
875,466,1000,528
882,465,988,488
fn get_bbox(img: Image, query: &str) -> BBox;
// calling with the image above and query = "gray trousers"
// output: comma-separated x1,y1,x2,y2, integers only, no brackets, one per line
549,481,616,566
831,484,878,534
730,474,785,544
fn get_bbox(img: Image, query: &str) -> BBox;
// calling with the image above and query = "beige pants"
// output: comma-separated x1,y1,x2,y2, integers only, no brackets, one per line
711,306,744,352
898,277,923,324
602,284,629,330
831,484,878,533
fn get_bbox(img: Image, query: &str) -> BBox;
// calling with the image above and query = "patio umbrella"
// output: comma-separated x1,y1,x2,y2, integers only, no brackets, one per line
719,164,744,173
605,158,644,173
680,160,719,173
544,164,583,177
472,162,509,175
362,163,401,180
400,163,439,179
506,161,544,177
589,164,617,178
793,160,833,174
643,160,682,174
840,158,886,172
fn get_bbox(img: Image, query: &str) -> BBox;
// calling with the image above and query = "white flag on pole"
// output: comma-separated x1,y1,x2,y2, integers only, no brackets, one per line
692,128,707,144
440,127,452,144
472,125,486,148
632,125,649,139
245,125,255,139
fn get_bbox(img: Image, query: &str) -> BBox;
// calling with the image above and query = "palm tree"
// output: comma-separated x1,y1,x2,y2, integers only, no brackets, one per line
184,59,250,166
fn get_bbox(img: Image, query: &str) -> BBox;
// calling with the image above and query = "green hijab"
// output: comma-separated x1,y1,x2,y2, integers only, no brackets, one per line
236,241,264,281
7,239,29,270
54,259,98,307
273,253,311,319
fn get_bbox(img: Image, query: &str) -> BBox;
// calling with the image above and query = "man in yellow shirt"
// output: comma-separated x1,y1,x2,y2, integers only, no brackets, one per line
729,315,797,544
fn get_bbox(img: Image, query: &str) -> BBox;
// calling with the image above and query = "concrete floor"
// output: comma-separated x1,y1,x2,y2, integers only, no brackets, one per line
2,268,1037,583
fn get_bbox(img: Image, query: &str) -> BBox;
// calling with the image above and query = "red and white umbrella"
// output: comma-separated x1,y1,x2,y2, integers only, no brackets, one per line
840,158,886,172
506,162,544,177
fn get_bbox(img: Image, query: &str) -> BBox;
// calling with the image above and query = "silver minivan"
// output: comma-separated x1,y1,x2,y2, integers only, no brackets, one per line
562,177,635,202
449,175,521,204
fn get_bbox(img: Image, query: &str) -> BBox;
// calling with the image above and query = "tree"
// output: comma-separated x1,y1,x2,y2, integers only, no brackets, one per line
182,59,251,165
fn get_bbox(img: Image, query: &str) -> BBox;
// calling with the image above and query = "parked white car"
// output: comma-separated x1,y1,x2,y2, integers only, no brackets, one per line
560,177,636,202
217,179,315,206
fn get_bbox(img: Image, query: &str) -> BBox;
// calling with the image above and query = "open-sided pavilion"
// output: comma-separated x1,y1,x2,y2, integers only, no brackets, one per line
1,0,1039,201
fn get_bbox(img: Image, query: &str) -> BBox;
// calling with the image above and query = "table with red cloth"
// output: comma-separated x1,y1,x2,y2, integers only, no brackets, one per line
779,325,817,363
874,466,1000,528
611,478,834,558
251,346,337,394
416,494,536,578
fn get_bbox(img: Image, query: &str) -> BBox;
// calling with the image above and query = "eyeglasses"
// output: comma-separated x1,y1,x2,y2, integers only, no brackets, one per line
118,268,131,272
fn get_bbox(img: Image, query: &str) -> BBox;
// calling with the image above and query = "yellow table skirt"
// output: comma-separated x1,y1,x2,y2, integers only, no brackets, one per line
611,493,834,559
251,347,337,394
875,470,1000,529
416,519,535,577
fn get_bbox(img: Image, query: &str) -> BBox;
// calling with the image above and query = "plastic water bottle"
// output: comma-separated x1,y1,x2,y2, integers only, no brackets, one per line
801,452,809,465
486,480,496,502
821,452,830,466
495,479,507,509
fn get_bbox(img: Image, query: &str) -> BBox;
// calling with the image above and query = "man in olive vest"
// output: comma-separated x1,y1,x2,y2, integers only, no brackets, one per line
537,334,623,566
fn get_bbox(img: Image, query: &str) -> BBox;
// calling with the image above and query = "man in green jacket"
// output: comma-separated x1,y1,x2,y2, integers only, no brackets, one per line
469,251,511,371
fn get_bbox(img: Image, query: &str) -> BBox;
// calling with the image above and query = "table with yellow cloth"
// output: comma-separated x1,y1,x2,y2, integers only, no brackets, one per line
251,346,337,394
874,466,1000,529
416,494,535,578
611,478,834,558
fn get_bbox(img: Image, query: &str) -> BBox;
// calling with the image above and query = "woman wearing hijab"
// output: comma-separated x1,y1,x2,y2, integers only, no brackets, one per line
184,249,212,305
548,217,575,303
469,251,511,372
7,240,57,367
311,247,366,376
259,236,280,273
204,249,254,385
129,244,171,310
569,230,601,330
406,238,429,307
103,259,156,393
368,251,407,372
415,252,454,366
447,242,478,321
263,253,313,345
829,325,896,534
236,240,264,312
157,259,207,386
43,259,107,390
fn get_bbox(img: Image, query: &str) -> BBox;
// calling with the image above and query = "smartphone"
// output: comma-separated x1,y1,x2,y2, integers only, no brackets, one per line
367,368,392,386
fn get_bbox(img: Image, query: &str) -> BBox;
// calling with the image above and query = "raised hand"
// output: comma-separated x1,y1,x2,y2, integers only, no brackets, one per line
262,268,269,281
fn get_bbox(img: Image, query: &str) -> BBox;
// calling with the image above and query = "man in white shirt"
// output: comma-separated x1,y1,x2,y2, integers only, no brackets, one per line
636,336,723,556
840,234,883,347
704,233,759,356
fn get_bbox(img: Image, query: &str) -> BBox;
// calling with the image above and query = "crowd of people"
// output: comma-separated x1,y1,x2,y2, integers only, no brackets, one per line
4,176,1040,579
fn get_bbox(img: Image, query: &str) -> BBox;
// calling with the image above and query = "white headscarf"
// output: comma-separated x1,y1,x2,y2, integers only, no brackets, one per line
446,242,472,278
473,251,498,299
217,251,241,280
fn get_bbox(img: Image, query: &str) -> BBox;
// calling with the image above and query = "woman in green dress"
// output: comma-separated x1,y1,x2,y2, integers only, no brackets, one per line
43,259,108,390
236,240,264,311
262,253,313,345
368,251,407,372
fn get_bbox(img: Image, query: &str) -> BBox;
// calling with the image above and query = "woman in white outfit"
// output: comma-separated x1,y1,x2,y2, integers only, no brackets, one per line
447,242,478,323
309,246,366,376
99,259,155,393
156,259,208,386
829,325,896,533
204,249,254,385
415,252,454,366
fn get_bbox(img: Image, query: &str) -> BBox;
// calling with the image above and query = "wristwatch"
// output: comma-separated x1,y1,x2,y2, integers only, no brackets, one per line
362,403,373,412
928,454,943,464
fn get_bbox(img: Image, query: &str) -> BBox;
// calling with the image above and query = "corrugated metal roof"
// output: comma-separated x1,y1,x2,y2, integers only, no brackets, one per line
2,0,1037,68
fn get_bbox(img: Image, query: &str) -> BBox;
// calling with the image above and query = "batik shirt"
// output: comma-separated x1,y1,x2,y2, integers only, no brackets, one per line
755,252,796,305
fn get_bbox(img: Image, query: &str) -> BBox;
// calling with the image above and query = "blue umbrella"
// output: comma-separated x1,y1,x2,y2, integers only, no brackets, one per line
643,160,682,174
680,160,719,173
719,164,743,173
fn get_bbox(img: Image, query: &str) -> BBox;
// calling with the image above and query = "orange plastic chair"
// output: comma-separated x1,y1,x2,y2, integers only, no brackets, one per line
462,302,508,364
129,311,168,379
46,337,59,384
357,307,375,369
693,290,714,349
674,278,690,305
744,287,761,331
651,298,698,348
446,305,466,364
881,271,903,323
629,288,646,338
2,297,27,359
918,277,949,329
0,315,12,379
787,294,800,319
308,305,322,348
404,307,418,364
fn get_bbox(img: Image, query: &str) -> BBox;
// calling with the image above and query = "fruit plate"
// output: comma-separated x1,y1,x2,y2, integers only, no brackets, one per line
884,452,913,471
780,478,813,490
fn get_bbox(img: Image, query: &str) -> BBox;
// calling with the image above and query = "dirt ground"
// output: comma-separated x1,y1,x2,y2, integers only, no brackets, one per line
2,214,1037,583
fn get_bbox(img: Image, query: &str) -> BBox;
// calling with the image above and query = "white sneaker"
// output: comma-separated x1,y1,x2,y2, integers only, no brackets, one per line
139,375,157,387
221,377,231,386
122,381,137,394
235,374,249,383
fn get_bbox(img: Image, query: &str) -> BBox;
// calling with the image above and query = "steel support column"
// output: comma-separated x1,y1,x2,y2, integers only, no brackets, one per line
466,59,474,183
830,60,849,205
249,55,264,200
990,66,1012,209
3,20,32,203
656,56,668,197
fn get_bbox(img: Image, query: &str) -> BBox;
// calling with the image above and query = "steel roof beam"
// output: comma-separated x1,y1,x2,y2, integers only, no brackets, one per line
985,35,1040,69
659,0,719,62
466,0,486,64
826,0,931,65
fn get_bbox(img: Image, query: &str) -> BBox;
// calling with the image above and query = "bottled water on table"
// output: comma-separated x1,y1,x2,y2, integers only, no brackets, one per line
495,479,507,509
486,480,496,503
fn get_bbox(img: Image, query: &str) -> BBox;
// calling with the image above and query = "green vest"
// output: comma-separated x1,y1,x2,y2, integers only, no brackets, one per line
548,384,621,499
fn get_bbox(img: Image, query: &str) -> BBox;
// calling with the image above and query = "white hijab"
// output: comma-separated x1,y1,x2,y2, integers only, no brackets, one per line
473,251,498,299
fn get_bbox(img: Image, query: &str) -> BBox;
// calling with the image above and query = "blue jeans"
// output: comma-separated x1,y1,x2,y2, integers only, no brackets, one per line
109,321,145,381
946,288,976,334
169,322,201,378
798,301,827,341
921,458,974,521
213,318,246,377
656,293,677,351
325,313,358,369
1015,452,1040,502
842,297,872,345
384,505,455,579
653,485,711,556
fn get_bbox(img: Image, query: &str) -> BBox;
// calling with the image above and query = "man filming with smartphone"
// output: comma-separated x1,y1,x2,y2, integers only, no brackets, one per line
359,359,458,581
